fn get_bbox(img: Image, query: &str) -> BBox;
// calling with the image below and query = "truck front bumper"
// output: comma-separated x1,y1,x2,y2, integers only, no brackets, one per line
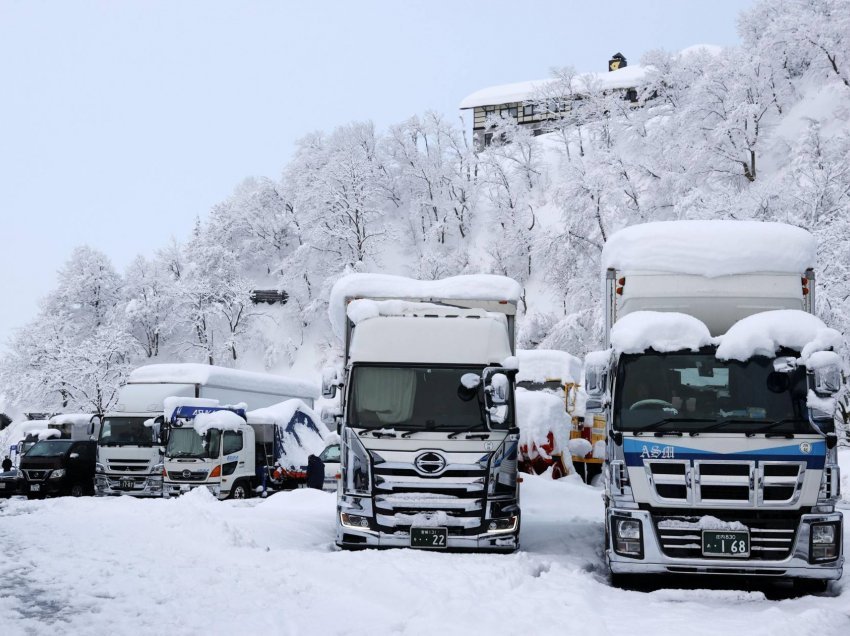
96,474,163,497
607,507,844,580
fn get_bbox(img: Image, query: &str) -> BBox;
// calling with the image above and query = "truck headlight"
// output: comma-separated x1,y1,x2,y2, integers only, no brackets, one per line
95,463,105,474
810,522,839,561
152,463,163,475
486,516,518,533
340,512,371,529
612,516,643,557
49,469,66,480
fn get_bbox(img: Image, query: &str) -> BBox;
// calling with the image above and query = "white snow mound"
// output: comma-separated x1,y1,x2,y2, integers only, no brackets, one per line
715,310,842,361
611,311,714,354
517,349,581,385
602,221,816,277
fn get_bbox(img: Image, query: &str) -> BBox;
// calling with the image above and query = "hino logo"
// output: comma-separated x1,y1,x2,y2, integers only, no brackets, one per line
181,469,192,479
414,451,447,475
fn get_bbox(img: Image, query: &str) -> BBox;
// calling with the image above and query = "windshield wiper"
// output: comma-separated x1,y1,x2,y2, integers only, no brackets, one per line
447,423,489,439
632,418,712,436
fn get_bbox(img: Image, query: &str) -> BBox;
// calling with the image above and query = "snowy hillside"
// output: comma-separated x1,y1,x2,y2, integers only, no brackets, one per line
2,0,850,415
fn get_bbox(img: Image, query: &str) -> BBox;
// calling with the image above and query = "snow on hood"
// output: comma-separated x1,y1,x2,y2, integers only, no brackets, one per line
610,311,715,354
602,221,816,277
715,310,842,362
329,273,521,342
517,349,582,385
129,363,319,400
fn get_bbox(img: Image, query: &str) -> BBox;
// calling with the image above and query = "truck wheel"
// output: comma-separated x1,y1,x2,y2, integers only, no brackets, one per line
70,483,86,497
230,481,250,500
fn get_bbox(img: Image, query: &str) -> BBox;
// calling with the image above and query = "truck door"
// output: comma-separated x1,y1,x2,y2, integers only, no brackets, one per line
222,430,248,481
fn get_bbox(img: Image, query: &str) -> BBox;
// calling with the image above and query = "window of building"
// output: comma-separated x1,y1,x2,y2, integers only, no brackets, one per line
523,104,536,117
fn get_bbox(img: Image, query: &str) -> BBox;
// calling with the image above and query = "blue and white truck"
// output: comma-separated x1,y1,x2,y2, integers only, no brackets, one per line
589,221,844,590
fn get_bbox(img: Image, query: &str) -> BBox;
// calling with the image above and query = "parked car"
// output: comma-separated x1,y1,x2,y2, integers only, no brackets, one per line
318,442,340,492
0,466,22,498
20,439,97,498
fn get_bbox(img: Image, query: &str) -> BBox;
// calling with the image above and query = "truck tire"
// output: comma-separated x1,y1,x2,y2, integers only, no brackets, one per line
229,481,250,500
70,483,86,497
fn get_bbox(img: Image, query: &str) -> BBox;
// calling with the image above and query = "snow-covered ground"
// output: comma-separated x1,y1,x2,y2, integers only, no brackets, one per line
2,450,849,635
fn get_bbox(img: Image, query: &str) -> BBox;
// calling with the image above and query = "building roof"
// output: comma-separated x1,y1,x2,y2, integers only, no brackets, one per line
459,65,650,109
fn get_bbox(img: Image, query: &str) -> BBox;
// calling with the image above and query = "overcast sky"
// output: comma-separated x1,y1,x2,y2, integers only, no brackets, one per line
0,0,753,347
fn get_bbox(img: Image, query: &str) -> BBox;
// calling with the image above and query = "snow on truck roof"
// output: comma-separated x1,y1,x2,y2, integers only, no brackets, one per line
610,309,841,362
602,221,816,277
329,273,522,342
128,363,319,399
516,349,582,384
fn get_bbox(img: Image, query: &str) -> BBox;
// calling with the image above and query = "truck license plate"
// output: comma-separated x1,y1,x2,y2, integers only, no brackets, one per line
30,484,40,492
410,527,448,549
702,530,749,557
119,480,135,490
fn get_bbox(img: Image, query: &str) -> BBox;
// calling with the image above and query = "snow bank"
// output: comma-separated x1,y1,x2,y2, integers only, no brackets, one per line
602,221,816,277
517,349,582,385
248,399,330,469
459,64,649,109
329,273,522,342
715,310,842,361
610,311,714,354
515,388,571,461
129,363,319,400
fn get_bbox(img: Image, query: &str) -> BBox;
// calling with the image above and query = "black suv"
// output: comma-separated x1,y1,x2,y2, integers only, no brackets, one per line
20,439,97,498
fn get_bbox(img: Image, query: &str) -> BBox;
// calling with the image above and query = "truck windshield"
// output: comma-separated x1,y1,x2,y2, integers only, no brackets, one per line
26,440,75,457
349,365,502,432
615,351,812,434
99,417,157,446
165,427,221,459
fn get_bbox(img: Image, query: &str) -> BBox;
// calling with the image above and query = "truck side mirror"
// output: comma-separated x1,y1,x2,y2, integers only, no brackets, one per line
322,367,338,399
585,363,608,398
89,415,101,437
813,364,841,396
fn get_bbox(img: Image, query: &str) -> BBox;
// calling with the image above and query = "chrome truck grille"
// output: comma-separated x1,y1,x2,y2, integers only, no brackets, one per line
107,459,150,472
372,462,487,535
645,460,806,507
654,513,798,560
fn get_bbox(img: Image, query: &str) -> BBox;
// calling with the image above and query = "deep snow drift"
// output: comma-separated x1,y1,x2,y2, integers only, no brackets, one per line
1,451,849,635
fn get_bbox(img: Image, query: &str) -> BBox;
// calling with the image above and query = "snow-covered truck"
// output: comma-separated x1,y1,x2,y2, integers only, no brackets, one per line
325,274,523,552
590,221,844,590
515,349,581,478
96,363,319,497
162,399,328,499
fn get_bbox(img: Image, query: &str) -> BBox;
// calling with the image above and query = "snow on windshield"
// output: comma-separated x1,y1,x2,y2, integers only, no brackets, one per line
602,221,816,277
610,311,715,354
715,310,842,362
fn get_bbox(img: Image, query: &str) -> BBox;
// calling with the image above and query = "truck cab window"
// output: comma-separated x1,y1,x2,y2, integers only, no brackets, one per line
222,430,243,455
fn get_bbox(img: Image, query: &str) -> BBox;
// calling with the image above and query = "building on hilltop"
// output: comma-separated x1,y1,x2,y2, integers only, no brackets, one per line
460,53,648,149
